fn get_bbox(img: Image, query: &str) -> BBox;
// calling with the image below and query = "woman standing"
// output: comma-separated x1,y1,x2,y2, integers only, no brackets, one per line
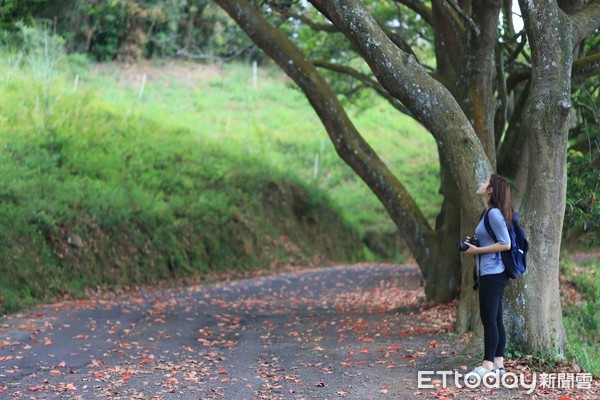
463,174,514,378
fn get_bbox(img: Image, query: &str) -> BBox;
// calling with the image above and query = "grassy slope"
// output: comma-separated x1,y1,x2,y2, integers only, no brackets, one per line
560,256,600,376
0,56,441,314
89,61,441,233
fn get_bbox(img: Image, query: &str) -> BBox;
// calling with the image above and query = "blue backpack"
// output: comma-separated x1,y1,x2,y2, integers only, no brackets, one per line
483,209,529,279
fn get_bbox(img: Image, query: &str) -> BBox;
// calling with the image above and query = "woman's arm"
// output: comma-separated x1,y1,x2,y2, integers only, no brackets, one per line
464,241,510,255
464,208,511,255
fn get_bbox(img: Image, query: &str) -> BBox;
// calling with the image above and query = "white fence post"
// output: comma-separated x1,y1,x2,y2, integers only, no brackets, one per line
139,73,147,100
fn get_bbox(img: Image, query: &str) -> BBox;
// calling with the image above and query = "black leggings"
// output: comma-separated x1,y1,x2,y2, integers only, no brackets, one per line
479,272,509,362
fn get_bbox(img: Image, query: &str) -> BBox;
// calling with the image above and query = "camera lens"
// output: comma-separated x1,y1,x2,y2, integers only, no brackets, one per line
457,241,468,252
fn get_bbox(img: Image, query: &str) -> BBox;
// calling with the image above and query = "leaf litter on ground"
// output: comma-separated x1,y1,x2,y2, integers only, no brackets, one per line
0,263,598,399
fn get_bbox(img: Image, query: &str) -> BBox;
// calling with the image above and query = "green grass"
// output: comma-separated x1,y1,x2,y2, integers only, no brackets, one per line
88,59,442,235
561,257,600,376
0,38,441,314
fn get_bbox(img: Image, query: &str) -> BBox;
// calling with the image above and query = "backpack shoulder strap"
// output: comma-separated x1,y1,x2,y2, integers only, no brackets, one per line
483,208,497,242
484,208,504,266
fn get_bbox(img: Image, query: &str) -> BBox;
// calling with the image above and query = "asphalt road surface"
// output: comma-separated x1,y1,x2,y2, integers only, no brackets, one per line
0,264,456,399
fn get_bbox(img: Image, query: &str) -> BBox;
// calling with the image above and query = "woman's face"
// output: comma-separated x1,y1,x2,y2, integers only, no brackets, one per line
476,177,491,197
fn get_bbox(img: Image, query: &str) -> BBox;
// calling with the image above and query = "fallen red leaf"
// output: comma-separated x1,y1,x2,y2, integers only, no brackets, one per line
65,383,77,391
139,356,153,365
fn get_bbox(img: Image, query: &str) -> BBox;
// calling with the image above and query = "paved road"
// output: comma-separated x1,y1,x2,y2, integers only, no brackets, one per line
1,264,452,399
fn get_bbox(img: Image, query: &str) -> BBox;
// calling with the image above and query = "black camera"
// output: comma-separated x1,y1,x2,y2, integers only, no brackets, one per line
457,236,480,252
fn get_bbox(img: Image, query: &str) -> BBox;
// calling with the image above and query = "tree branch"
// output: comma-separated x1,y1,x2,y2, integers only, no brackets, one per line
176,45,254,62
339,82,367,98
282,6,426,66
444,0,481,37
505,31,529,66
571,0,600,44
283,8,424,65
506,67,530,93
281,10,337,32
497,81,531,178
393,0,434,25
503,0,517,37
309,0,492,206
468,0,502,165
313,60,413,115
495,43,508,146
381,26,422,64
213,0,437,270
430,0,466,78
573,101,599,125
572,52,600,84
505,52,600,92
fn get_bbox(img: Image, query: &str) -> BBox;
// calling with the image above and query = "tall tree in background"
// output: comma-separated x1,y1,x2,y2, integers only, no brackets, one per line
213,0,600,355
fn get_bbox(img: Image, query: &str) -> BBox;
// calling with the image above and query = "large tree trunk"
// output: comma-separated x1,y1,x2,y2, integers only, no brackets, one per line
427,157,462,303
501,0,575,353
466,0,502,165
214,0,600,356
429,1,502,312
309,0,494,309
428,0,501,333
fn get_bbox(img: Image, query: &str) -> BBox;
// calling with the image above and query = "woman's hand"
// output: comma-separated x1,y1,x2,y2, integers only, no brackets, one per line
465,241,511,255
464,241,480,255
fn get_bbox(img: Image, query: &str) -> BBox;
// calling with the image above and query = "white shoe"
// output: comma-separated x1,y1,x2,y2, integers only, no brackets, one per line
494,366,506,376
466,366,495,383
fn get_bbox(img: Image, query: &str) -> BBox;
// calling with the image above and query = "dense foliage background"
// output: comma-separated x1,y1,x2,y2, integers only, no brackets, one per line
1,0,253,61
